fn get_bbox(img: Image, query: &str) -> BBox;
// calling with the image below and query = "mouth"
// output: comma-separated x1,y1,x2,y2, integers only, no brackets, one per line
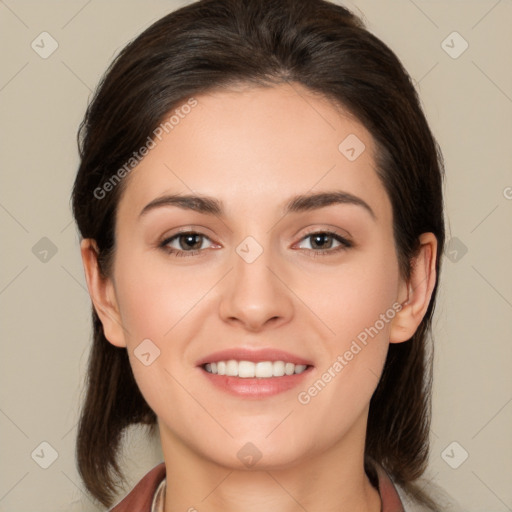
196,348,314,398
202,360,309,378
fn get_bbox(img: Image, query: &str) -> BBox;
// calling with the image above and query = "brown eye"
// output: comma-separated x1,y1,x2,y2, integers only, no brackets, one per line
160,232,216,257
175,233,204,251
296,231,352,255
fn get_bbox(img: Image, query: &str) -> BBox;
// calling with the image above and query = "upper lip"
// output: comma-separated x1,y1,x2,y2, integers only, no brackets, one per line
196,348,313,367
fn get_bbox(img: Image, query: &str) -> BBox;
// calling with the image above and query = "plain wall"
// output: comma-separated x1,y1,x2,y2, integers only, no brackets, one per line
0,1,511,510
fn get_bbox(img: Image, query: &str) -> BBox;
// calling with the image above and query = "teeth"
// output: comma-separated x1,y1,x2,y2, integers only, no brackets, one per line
203,360,308,378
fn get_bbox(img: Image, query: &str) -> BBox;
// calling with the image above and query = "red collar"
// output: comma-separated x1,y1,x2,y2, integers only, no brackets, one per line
374,463,405,512
109,463,166,512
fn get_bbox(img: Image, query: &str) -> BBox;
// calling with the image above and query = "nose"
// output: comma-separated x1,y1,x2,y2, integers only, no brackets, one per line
218,243,294,332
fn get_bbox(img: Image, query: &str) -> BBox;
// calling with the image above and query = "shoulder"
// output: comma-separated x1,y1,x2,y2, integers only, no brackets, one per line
108,463,166,512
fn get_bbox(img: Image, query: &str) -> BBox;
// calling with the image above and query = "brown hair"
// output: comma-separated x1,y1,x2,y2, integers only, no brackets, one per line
72,0,445,507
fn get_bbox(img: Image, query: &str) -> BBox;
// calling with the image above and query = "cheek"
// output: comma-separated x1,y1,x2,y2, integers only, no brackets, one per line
299,240,400,345
294,243,399,409
113,251,211,343
111,252,218,411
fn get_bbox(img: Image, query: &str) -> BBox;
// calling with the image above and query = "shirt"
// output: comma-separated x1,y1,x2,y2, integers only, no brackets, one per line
109,462,411,512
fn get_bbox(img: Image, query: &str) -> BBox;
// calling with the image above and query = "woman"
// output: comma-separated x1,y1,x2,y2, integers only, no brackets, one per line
72,0,459,510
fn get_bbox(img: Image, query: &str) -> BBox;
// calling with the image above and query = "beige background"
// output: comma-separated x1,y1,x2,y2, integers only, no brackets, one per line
1,0,511,510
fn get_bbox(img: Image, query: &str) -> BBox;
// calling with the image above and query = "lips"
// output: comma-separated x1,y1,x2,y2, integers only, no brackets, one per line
196,348,314,398
195,348,313,367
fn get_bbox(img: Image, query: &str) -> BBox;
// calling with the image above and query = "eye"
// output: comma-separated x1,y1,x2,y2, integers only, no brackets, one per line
295,230,352,256
159,229,352,258
160,231,218,257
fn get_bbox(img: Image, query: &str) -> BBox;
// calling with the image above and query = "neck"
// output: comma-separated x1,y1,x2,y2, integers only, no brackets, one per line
160,424,381,512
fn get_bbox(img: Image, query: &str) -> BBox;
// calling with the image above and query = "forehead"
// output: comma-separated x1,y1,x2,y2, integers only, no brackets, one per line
117,83,391,223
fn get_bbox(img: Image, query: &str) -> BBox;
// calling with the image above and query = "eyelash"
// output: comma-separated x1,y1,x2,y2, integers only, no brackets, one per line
159,229,353,258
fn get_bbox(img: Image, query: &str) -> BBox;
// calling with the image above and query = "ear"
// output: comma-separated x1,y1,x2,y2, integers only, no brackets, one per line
80,238,127,348
389,232,438,344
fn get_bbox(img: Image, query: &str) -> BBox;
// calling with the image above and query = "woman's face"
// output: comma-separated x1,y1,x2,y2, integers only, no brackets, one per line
105,83,409,469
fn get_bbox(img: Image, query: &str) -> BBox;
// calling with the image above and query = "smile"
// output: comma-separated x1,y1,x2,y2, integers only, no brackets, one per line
203,360,309,378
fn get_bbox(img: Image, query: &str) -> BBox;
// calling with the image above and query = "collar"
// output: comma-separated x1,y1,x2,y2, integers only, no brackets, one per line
110,462,405,512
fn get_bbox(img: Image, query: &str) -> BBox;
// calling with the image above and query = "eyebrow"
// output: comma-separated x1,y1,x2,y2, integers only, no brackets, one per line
139,190,376,221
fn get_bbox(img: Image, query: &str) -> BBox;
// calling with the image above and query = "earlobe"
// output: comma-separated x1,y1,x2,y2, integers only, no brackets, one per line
80,239,127,348
389,233,438,344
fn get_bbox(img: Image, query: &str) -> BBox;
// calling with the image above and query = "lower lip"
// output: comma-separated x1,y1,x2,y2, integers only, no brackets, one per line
199,366,313,399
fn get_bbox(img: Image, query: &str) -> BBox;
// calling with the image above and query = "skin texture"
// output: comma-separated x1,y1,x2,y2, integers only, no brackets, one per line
81,83,437,512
